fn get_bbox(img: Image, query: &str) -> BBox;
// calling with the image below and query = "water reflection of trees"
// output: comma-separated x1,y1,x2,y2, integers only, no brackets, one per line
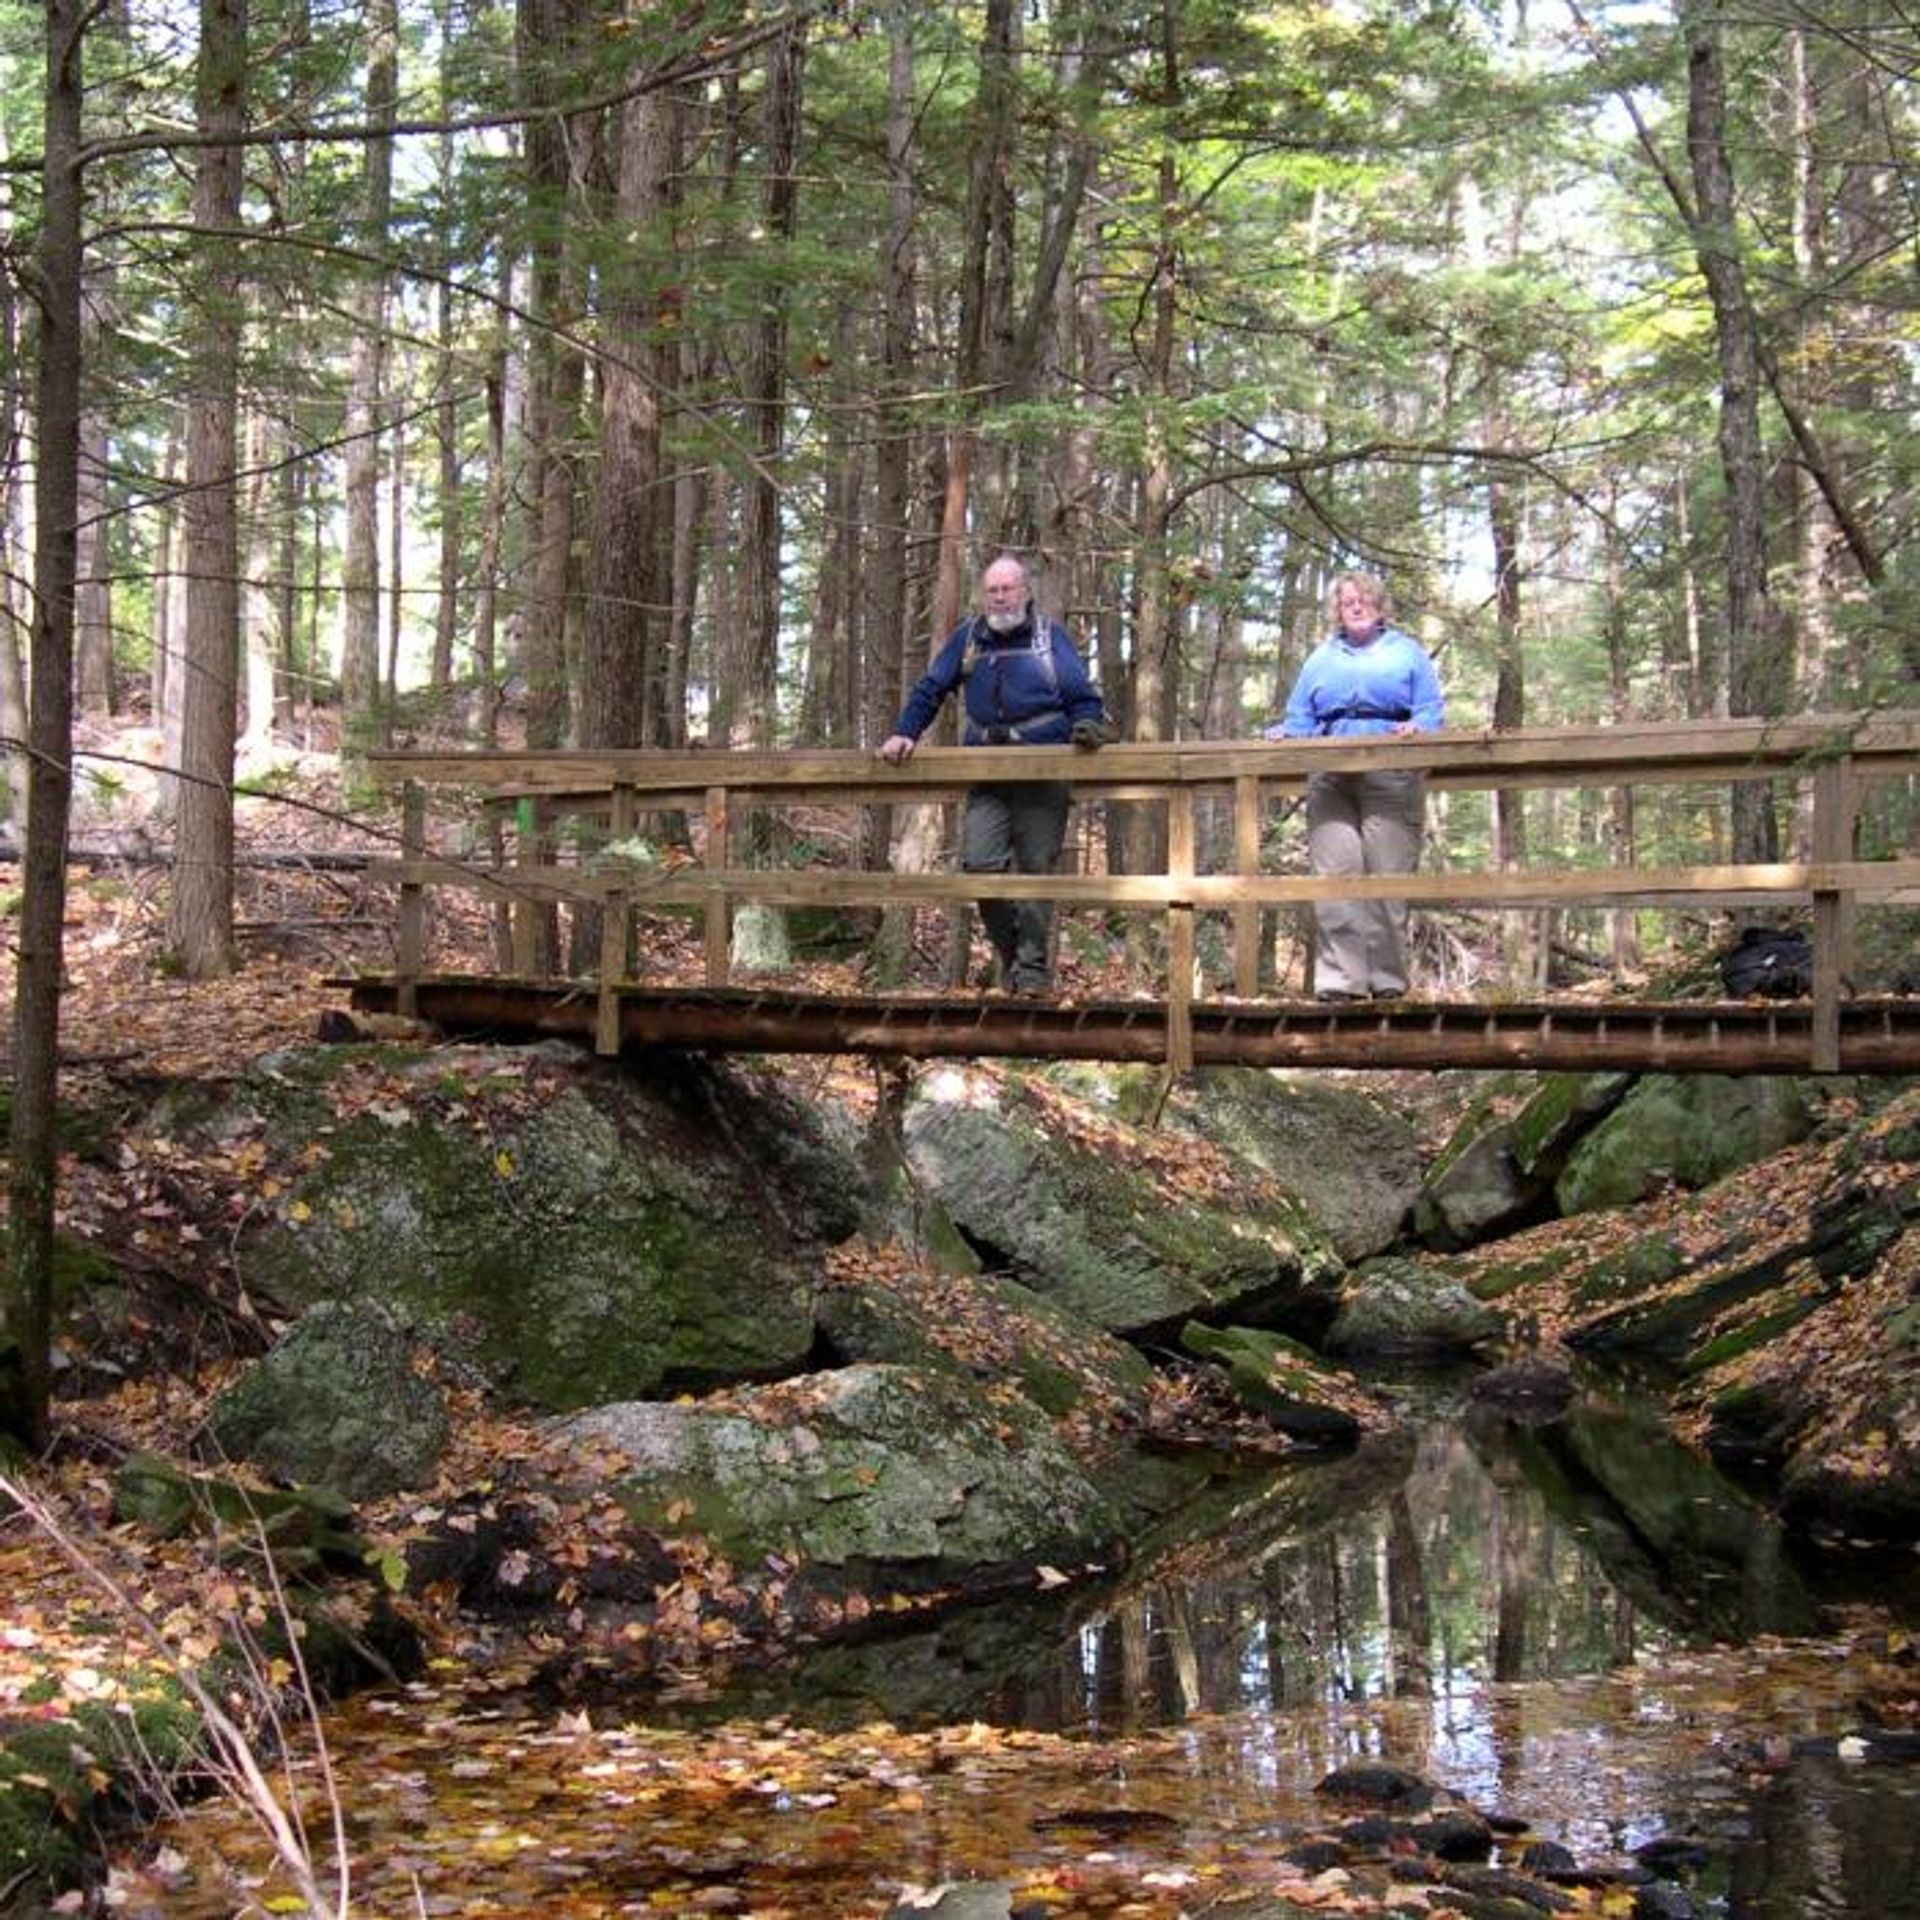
681,1385,1829,1741
1044,1391,1821,1731
1728,1758,1920,1920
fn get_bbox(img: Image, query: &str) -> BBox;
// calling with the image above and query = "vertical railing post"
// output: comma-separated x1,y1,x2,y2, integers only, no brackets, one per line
704,783,732,986
1167,786,1196,1074
396,779,425,1019
509,794,539,976
1232,773,1263,997
1810,753,1853,1074
596,781,636,1055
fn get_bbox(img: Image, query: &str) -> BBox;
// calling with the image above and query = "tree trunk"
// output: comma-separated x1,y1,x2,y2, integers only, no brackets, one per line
730,19,804,749
581,83,680,755
339,0,397,753
75,411,115,713
6,0,86,1451
1683,0,1784,864
240,408,279,747
166,0,247,980
151,436,181,759
469,247,514,746
1113,76,1180,892
517,0,587,757
0,264,28,820
430,88,461,697
1603,493,1641,976
864,16,920,981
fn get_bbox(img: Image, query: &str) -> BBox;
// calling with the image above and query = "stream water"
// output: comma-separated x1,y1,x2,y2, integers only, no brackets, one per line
153,1374,1920,1918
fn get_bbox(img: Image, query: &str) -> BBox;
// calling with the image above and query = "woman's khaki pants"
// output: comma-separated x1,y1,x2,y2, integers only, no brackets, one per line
1305,769,1425,996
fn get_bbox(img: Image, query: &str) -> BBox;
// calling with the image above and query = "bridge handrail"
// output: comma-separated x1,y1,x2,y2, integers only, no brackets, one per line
364,711,1920,1072
368,712,1918,800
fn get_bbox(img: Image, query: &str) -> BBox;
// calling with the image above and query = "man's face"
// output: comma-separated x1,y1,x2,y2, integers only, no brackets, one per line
983,563,1028,620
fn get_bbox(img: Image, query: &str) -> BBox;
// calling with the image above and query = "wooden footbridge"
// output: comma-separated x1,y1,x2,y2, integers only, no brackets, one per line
345,714,1920,1077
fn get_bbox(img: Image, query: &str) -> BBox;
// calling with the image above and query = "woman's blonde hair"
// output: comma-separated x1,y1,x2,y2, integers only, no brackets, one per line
1329,571,1388,626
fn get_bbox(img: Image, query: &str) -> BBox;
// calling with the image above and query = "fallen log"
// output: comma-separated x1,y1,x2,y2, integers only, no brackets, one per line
0,830,376,872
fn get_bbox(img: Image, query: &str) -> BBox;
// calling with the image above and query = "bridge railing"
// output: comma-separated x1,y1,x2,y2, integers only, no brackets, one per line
366,713,1920,1072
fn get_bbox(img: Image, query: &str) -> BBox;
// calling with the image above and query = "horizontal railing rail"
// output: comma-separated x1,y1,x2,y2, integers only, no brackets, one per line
364,712,1920,1073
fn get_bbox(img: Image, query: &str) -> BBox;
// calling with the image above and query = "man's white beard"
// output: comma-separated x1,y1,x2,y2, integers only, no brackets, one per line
985,607,1027,634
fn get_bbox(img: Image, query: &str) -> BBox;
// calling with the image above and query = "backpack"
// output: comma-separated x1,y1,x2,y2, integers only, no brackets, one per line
1718,925,1813,999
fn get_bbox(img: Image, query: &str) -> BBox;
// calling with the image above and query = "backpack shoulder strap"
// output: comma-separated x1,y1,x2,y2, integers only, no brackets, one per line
1029,607,1061,698
958,614,989,681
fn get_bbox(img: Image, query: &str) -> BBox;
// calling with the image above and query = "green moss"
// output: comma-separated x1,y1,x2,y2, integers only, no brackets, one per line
1570,1232,1686,1308
1465,1250,1571,1301
243,1074,817,1408
1508,1072,1623,1174
1422,1074,1530,1183
112,1452,367,1575
1683,1295,1824,1374
0,1672,198,1902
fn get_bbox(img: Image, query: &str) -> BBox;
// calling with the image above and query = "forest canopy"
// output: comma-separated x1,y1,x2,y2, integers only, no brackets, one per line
2,0,1912,785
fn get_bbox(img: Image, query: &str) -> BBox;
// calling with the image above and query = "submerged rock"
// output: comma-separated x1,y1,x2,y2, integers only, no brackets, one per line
1180,1322,1367,1441
1471,1358,1576,1419
1327,1254,1503,1360
1315,1760,1436,1808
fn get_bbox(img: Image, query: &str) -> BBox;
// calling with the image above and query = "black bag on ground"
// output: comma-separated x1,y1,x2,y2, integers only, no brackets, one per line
1718,925,1813,998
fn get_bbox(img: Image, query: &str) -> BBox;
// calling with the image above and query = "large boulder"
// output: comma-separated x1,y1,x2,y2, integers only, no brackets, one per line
557,1363,1122,1587
902,1065,1342,1342
207,1299,449,1500
815,1259,1152,1421
1414,1072,1632,1249
1554,1075,1815,1215
1053,1065,1423,1261
191,1046,870,1410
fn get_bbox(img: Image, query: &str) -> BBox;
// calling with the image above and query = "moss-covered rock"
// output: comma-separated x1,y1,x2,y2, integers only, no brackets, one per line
1179,1322,1366,1442
186,1046,862,1410
1327,1255,1503,1360
1090,1066,1425,1261
903,1066,1342,1342
815,1263,1150,1421
1508,1072,1634,1177
560,1364,1121,1583
1554,1075,1815,1216
1568,1231,1689,1308
111,1451,369,1575
208,1300,449,1500
1414,1073,1632,1251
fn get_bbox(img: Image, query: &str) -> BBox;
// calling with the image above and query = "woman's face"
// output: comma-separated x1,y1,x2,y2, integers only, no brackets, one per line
1336,583,1383,640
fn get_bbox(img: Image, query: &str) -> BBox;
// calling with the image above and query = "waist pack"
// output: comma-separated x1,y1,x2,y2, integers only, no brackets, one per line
1718,926,1813,999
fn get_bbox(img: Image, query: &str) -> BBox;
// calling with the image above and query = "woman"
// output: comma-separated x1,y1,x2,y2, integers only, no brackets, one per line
1266,573,1444,1001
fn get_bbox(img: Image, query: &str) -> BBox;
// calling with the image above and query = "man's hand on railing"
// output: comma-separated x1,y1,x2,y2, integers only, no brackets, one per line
1070,718,1113,749
878,734,917,764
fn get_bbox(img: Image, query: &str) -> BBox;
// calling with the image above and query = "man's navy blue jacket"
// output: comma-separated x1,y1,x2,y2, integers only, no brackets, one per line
892,608,1105,748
